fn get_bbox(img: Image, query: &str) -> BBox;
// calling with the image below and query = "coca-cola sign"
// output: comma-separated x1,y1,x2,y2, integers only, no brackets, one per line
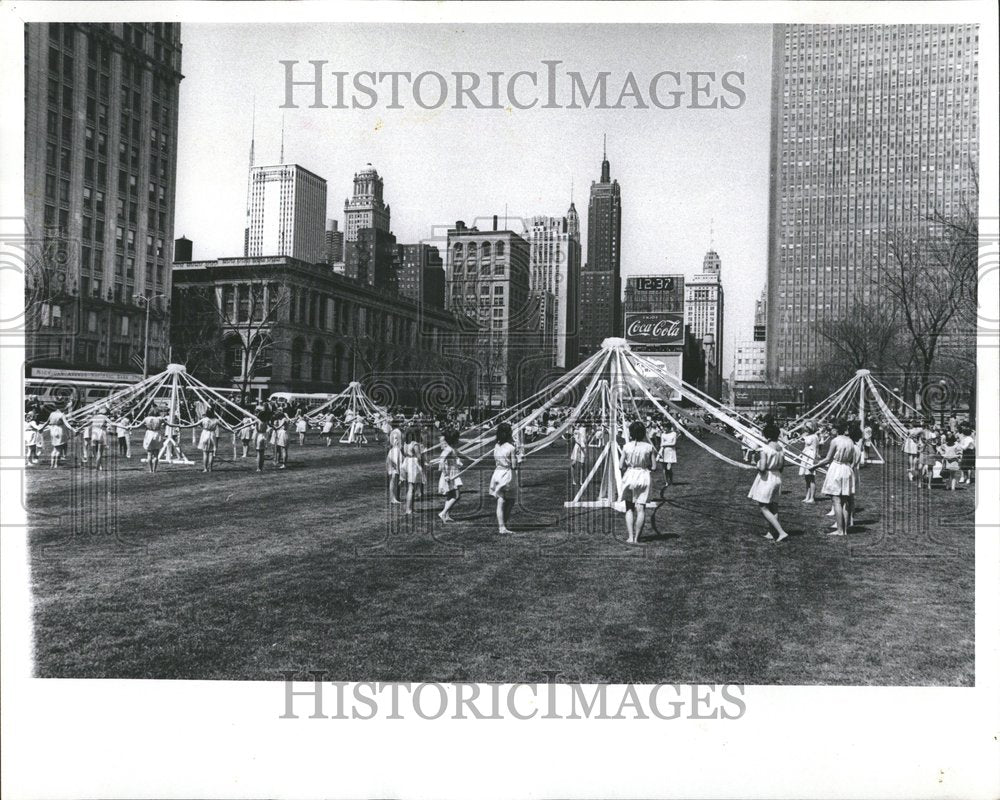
624,312,684,345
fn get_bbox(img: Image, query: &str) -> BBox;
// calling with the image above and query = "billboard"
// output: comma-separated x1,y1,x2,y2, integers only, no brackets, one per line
624,312,684,345
631,351,682,402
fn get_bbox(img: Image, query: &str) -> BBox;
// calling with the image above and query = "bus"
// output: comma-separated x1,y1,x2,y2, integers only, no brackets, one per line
267,392,339,414
25,377,137,411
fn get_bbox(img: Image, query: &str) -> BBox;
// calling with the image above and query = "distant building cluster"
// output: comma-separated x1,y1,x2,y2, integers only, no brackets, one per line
23,22,979,408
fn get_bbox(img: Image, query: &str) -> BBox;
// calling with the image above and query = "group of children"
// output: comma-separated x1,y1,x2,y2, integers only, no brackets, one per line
902,419,976,490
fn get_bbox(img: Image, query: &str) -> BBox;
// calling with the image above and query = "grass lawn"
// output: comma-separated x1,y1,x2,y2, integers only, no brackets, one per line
26,430,975,684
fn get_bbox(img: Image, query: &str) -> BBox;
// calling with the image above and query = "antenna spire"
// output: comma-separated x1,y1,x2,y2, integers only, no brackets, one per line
603,133,606,160
279,112,285,164
249,96,256,168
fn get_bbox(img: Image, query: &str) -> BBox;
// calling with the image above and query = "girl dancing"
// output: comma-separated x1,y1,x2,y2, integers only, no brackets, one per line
747,422,789,543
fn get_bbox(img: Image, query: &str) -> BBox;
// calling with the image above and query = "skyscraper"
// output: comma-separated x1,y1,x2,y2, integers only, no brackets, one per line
324,219,344,266
579,138,622,359
445,221,535,406
684,248,725,398
766,23,979,380
344,164,390,242
526,210,580,369
343,164,395,290
396,243,445,309
246,164,327,264
24,23,183,373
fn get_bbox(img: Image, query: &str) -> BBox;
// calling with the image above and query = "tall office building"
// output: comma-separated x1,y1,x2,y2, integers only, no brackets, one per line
343,164,395,290
766,23,979,380
526,211,580,369
579,138,622,359
445,220,536,406
24,23,183,373
344,164,390,243
684,248,725,397
397,243,445,309
753,287,767,342
324,219,344,266
246,163,327,264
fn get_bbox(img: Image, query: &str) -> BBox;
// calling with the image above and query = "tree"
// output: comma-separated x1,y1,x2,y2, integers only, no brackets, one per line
814,294,903,373
172,275,290,405
873,168,978,403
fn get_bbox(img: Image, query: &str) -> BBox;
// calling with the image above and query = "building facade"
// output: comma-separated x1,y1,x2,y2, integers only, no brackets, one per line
397,243,445,309
24,22,183,373
444,221,543,406
171,255,465,403
579,142,622,359
344,164,390,243
526,211,580,369
246,163,326,264
766,23,979,380
324,218,343,266
684,249,725,397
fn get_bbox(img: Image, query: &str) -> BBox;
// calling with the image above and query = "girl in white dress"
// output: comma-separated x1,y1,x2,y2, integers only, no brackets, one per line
239,418,254,458
386,426,404,504
271,412,290,469
295,412,308,446
350,414,367,447
194,408,223,473
88,406,111,471
437,429,463,523
903,420,923,480
321,412,337,447
253,420,269,472
747,422,789,543
813,420,857,536
798,420,819,503
570,423,587,486
139,413,165,473
47,406,69,468
620,420,657,544
401,428,425,515
24,411,44,465
114,412,131,458
658,421,678,487
957,425,975,485
489,422,517,535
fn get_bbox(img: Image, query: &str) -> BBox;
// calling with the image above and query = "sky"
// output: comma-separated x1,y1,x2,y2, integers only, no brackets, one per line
174,23,775,372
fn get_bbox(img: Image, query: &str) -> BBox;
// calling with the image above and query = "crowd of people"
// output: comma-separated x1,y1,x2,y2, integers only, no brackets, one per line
25,390,976,546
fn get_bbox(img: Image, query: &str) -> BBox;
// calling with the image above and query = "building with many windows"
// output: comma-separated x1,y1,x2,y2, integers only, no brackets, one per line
444,220,545,406
396,243,445,309
766,23,979,380
526,210,580,369
579,140,622,360
684,249,725,398
171,255,467,403
246,163,326,264
24,22,183,373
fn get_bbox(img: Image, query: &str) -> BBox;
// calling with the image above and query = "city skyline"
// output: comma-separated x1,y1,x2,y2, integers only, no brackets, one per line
173,23,774,365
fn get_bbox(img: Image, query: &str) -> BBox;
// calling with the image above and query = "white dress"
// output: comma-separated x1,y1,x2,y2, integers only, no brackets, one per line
748,443,784,504
437,445,463,495
658,431,678,464
401,441,425,484
619,440,656,506
570,427,587,463
798,433,819,476
197,417,219,451
821,436,857,496
489,442,517,498
142,417,164,451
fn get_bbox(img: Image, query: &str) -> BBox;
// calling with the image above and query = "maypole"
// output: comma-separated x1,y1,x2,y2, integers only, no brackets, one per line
159,364,192,464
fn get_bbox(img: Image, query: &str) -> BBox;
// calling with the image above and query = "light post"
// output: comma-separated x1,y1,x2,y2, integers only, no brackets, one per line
134,293,167,380
702,333,715,397
893,387,901,416
807,384,813,408
938,378,947,429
